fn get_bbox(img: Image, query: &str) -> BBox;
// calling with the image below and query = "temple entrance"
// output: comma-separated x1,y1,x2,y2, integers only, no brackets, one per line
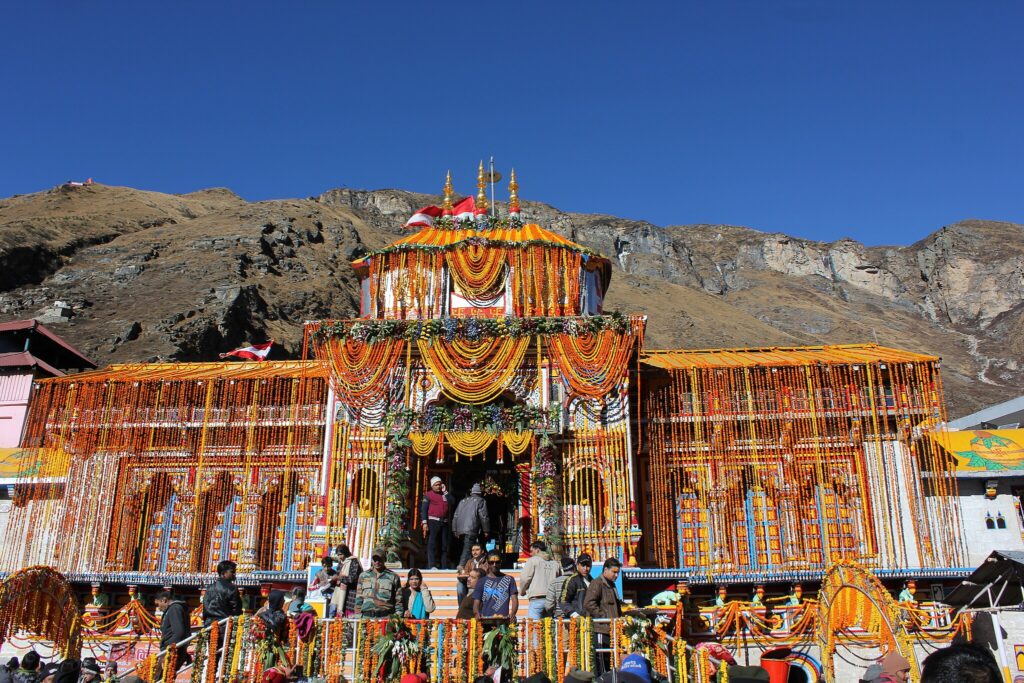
414,443,523,568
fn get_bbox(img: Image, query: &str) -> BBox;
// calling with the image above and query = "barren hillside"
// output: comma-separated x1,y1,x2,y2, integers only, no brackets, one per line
1,182,1020,417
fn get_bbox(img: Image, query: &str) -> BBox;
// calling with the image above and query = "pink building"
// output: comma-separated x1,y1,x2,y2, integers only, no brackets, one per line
0,320,95,541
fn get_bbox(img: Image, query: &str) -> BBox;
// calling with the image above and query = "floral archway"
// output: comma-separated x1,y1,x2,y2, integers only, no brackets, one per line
0,566,82,657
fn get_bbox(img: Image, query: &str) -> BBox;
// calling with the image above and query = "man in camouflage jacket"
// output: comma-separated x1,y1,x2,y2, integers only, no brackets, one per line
356,548,402,617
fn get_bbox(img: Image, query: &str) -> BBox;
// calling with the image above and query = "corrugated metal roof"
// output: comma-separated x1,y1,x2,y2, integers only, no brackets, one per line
43,359,326,383
641,343,938,370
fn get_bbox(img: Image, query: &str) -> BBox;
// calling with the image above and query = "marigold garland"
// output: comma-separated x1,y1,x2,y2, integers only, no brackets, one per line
549,330,637,398
417,336,530,404
446,244,508,297
444,431,496,459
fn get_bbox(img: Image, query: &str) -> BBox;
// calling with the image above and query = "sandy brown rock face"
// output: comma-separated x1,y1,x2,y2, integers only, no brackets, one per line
0,182,1018,417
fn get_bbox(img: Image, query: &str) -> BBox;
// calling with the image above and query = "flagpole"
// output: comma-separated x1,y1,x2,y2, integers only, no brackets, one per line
489,156,496,218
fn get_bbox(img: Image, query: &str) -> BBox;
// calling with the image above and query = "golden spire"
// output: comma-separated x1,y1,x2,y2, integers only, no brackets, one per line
508,168,520,213
442,170,454,212
476,160,489,211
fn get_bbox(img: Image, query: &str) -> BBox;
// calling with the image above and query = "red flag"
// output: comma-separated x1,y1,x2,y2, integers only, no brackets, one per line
220,340,274,361
451,196,476,222
404,205,443,230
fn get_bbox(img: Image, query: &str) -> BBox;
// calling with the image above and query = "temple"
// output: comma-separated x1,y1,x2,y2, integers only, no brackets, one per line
0,165,967,586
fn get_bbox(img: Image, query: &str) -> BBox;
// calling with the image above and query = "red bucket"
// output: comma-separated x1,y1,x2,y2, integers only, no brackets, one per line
760,647,792,683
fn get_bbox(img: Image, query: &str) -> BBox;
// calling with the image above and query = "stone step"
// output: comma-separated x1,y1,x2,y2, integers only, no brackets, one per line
392,568,531,618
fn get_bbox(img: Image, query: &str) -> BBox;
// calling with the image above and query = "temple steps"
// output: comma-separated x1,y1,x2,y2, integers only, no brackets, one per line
393,568,530,619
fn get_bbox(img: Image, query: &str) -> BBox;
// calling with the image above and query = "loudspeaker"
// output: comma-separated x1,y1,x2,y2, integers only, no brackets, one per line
726,666,770,682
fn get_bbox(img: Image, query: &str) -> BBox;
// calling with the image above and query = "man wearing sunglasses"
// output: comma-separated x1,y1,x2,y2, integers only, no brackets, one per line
558,552,593,618
356,548,402,618
473,552,519,620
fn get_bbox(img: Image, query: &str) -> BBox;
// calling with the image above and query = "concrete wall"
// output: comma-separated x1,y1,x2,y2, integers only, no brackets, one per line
958,477,1024,567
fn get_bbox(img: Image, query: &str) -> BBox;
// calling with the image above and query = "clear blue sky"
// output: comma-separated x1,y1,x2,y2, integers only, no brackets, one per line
3,2,1021,244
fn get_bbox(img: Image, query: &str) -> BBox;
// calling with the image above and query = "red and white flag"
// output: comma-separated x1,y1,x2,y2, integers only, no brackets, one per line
451,196,476,222
404,205,443,230
220,340,274,361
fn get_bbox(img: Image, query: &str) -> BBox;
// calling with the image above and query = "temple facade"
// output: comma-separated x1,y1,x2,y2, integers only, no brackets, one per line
0,167,968,583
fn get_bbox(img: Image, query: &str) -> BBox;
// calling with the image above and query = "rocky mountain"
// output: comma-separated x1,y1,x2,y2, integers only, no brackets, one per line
1,182,1021,418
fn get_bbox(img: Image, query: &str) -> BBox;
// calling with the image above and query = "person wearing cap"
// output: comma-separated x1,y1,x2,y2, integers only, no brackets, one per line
596,653,656,683
877,651,913,683
356,548,402,618
473,552,519,619
559,553,593,618
546,556,576,617
420,476,455,569
453,483,491,569
78,659,102,683
584,558,623,674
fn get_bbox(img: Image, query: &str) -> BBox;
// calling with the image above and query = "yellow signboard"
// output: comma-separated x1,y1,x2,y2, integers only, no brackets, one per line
932,429,1024,472
0,447,70,479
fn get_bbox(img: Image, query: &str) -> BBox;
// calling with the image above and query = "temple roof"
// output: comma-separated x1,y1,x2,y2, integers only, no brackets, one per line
354,222,608,263
49,359,325,383
641,343,938,370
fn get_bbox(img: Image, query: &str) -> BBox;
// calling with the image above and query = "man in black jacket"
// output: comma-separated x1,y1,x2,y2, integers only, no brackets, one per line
559,552,593,617
202,560,243,636
155,590,192,676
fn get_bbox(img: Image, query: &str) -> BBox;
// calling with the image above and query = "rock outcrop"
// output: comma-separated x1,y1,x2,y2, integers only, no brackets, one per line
0,182,1019,417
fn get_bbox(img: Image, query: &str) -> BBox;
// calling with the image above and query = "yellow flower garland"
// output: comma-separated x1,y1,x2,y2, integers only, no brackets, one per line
417,336,530,404
445,431,496,458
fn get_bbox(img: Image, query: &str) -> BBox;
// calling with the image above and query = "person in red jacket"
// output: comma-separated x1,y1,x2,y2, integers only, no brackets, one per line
419,476,455,569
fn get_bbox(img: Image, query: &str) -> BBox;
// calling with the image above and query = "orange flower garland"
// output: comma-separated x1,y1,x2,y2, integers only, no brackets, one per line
318,337,405,404
417,336,530,404
549,330,636,399
446,243,508,297
644,349,963,573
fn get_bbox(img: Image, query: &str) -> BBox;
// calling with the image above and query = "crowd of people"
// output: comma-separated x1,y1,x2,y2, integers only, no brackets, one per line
1,477,1007,683
1,642,1008,683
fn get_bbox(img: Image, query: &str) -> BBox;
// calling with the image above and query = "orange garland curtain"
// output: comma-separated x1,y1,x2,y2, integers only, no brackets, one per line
549,330,636,398
446,244,508,297
1,363,326,576
510,247,583,317
372,251,445,318
644,357,964,573
315,337,405,405
416,336,530,404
